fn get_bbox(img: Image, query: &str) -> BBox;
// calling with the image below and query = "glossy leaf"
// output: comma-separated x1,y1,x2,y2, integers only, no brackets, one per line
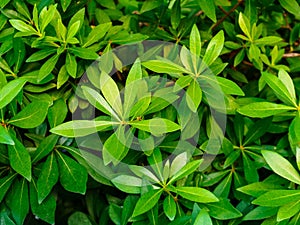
163,195,177,221
8,101,49,128
0,78,26,109
262,150,300,184
176,186,219,203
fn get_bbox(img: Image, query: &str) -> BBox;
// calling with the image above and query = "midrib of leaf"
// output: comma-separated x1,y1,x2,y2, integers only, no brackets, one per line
45,153,54,186
0,173,16,189
9,109,41,123
56,151,76,182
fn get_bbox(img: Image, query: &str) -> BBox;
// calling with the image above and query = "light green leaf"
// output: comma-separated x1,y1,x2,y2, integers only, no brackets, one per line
66,21,80,41
163,195,177,221
56,151,88,194
278,69,296,100
82,85,120,120
0,78,26,109
238,13,251,39
170,152,188,177
100,72,123,117
190,24,201,57
262,71,297,107
129,165,160,183
8,136,31,181
262,150,300,184
253,190,300,206
194,209,213,225
129,118,181,136
132,189,163,217
9,19,36,33
202,30,224,66
68,47,99,60
66,52,77,78
186,80,202,112
254,36,282,46
37,153,59,203
237,102,296,118
0,125,14,145
142,59,191,75
177,187,218,203
126,58,142,86
83,23,111,47
50,120,118,137
277,200,300,221
243,206,277,221
168,159,202,184
111,175,142,194
8,101,49,128
103,126,131,165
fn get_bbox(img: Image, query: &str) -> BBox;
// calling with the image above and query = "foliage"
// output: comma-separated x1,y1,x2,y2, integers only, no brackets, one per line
0,0,300,224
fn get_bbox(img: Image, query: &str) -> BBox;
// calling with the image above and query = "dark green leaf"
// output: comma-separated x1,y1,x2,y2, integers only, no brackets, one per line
56,151,88,194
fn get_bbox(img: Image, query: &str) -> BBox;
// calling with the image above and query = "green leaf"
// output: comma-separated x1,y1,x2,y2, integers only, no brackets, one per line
38,54,59,82
163,195,177,221
169,159,202,184
6,178,29,225
47,99,68,128
0,125,14,145
82,85,120,120
37,153,59,203
171,0,181,29
206,198,243,220
9,19,36,33
8,101,49,128
262,71,297,107
176,187,219,203
100,72,123,117
194,209,213,225
121,195,139,225
252,190,300,206
68,47,99,60
0,78,26,109
126,58,142,86
132,189,163,217
103,126,131,165
278,69,296,100
56,151,88,194
67,20,80,41
26,48,57,62
243,117,272,146
189,24,201,71
289,116,300,153
0,173,17,202
173,75,193,92
277,200,300,221
237,181,284,197
83,23,111,47
111,175,142,194
61,0,72,11
202,30,224,66
32,134,59,163
243,206,278,220
68,212,93,225
57,65,69,89
197,0,216,22
66,52,77,78
238,13,251,39
142,59,191,75
8,135,31,181
279,0,300,18
186,80,202,112
254,36,282,45
199,76,244,96
237,102,296,118
129,118,181,136
30,180,56,224
262,150,300,184
50,120,118,137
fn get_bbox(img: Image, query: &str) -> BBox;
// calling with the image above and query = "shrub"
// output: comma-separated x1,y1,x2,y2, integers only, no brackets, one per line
0,0,300,224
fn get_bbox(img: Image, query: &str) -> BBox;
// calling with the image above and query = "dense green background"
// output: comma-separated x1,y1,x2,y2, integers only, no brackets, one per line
0,0,300,224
